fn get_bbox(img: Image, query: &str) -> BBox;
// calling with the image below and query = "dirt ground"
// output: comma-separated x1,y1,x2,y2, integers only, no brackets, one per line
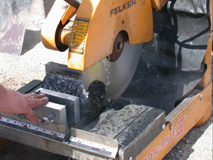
0,0,212,159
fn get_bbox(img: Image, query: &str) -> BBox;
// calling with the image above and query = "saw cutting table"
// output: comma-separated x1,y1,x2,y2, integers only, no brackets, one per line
0,58,212,159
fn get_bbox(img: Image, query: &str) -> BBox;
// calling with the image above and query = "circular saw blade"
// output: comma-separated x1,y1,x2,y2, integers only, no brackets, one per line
81,41,142,105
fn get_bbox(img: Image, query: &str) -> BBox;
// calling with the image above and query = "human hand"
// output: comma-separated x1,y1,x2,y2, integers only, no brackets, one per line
0,86,48,124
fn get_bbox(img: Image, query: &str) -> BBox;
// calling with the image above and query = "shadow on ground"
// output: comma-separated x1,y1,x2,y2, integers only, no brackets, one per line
164,116,212,160
21,0,54,55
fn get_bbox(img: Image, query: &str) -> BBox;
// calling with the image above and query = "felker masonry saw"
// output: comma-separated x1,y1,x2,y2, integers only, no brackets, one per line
0,0,213,159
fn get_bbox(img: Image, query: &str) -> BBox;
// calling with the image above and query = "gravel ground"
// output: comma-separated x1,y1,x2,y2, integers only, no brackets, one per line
0,0,212,159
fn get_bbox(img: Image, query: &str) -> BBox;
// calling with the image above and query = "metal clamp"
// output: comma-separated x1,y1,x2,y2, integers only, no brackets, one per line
39,113,56,125
15,112,56,125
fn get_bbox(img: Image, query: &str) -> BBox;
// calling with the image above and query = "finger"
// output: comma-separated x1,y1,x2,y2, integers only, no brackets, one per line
28,97,49,108
29,93,47,99
25,109,40,124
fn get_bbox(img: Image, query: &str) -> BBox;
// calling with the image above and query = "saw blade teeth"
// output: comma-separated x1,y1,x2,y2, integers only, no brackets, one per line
105,81,110,86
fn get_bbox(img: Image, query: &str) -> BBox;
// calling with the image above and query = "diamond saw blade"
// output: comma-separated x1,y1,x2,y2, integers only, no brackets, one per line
81,41,142,105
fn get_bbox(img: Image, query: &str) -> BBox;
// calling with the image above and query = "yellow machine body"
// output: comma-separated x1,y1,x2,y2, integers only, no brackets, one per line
68,0,153,71
41,0,155,71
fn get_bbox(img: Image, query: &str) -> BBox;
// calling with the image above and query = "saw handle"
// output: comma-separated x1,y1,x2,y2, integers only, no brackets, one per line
41,0,77,51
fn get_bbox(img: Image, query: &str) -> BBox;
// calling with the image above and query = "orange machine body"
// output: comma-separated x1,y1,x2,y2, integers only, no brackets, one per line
136,0,213,158
68,0,153,71
136,34,212,160
41,0,156,71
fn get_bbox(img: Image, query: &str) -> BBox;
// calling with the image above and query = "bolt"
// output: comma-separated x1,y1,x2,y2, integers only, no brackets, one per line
200,94,203,100
117,42,123,49
62,3,69,9
162,124,166,130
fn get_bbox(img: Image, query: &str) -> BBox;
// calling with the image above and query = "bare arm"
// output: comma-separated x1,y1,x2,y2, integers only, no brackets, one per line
0,84,48,124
